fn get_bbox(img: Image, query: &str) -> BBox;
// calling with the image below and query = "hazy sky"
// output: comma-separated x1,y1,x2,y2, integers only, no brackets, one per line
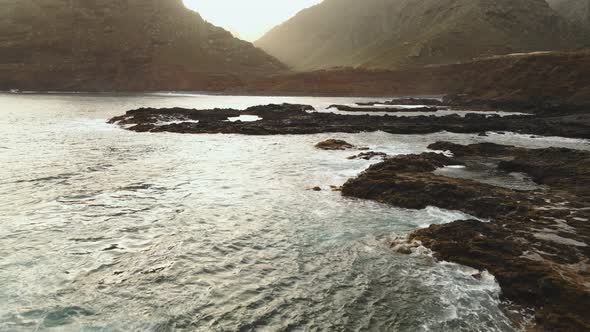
183,0,323,42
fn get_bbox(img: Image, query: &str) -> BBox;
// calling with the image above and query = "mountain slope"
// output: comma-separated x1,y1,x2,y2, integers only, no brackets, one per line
0,0,285,91
255,0,582,70
547,0,590,30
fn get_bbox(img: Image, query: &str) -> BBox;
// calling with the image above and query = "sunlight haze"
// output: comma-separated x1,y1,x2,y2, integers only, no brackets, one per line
183,0,323,41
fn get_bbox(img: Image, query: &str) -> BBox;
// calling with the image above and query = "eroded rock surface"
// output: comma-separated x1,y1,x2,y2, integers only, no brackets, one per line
342,142,590,331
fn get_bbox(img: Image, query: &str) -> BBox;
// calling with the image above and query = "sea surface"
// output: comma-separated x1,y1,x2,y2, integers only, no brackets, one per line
1,93,588,332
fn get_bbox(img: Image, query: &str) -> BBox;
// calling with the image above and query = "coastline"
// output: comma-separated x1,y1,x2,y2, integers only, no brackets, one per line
106,97,590,331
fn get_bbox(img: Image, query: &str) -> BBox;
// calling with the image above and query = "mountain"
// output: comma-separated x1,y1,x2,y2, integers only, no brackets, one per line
255,0,582,71
547,0,590,30
0,0,285,91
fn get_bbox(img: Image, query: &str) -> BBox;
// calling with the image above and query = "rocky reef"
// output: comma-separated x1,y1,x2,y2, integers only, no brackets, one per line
109,102,590,139
314,139,355,150
342,142,590,331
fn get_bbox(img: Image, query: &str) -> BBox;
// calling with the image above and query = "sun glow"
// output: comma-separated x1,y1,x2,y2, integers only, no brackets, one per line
183,0,323,42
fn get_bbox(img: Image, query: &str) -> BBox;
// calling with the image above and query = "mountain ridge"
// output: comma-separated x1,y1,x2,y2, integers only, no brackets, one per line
255,0,583,70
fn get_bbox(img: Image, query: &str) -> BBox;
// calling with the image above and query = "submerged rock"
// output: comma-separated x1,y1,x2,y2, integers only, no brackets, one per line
330,185,342,192
315,139,354,150
342,143,590,331
347,151,388,160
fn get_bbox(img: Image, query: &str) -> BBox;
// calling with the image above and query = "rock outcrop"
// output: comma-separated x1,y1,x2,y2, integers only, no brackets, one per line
315,139,355,150
0,0,285,91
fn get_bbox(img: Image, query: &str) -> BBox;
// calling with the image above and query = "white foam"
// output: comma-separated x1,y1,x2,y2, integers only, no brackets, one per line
425,206,486,224
444,165,466,169
322,109,528,118
156,119,200,126
354,104,434,109
226,115,262,122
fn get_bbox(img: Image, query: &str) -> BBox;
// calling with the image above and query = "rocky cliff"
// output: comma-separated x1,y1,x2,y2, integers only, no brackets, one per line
0,0,286,91
255,0,583,70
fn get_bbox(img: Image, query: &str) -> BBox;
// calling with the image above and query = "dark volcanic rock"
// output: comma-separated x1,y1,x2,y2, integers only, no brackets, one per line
329,105,441,113
347,151,388,160
428,141,523,157
341,153,530,217
315,139,354,150
110,103,590,139
109,103,315,135
498,148,590,199
342,143,590,331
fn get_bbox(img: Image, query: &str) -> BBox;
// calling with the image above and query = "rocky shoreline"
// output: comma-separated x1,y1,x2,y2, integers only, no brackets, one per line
342,142,590,331
109,98,590,331
109,101,590,139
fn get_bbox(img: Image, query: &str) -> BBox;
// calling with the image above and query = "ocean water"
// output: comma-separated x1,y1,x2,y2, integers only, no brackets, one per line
1,93,588,332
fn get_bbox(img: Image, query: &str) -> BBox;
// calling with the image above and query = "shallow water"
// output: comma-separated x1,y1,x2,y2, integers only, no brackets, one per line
1,93,589,332
433,161,543,191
